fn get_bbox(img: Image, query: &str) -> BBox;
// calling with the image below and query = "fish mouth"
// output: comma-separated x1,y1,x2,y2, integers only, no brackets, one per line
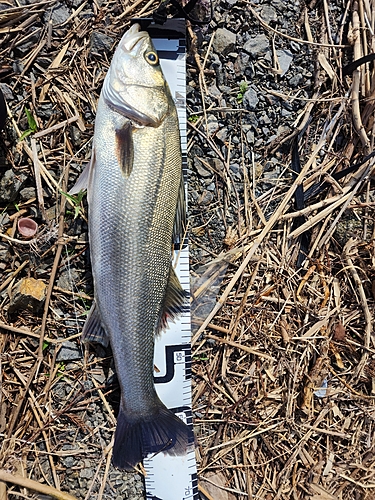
122,23,148,53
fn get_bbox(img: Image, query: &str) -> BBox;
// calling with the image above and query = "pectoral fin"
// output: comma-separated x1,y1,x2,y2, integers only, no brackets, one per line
82,301,109,347
115,122,134,178
173,173,186,246
69,150,96,205
156,265,188,335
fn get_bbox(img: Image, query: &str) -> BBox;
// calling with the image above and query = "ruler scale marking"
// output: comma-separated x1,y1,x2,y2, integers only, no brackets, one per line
135,19,198,500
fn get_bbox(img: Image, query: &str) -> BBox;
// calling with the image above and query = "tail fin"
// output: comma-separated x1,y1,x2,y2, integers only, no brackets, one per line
112,405,193,470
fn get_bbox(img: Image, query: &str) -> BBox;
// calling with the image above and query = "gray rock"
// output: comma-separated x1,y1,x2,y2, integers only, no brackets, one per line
216,126,228,143
63,457,75,468
57,341,82,362
19,187,36,201
45,2,71,25
198,190,214,206
90,32,114,53
288,73,303,87
207,115,219,136
271,0,286,10
38,103,54,119
0,242,10,265
12,61,24,74
242,86,259,111
261,5,277,23
194,158,212,178
0,213,10,228
0,83,14,101
244,33,270,58
211,53,224,85
246,129,255,144
208,83,221,97
234,52,251,77
57,268,80,290
0,170,27,203
277,49,293,76
213,28,236,57
80,468,94,479
260,113,271,125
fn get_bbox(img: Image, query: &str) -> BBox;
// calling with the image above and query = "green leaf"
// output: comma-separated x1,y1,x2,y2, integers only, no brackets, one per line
19,129,33,141
25,108,37,132
60,189,86,205
188,115,199,123
60,189,86,219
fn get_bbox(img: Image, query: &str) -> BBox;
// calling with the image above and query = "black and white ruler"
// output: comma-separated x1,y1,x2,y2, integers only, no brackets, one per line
134,19,198,500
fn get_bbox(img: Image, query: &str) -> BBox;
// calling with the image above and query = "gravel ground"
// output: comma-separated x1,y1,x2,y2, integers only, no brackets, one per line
1,0,375,499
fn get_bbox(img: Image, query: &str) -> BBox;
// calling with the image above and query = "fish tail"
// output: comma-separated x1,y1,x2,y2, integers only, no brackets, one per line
112,405,193,470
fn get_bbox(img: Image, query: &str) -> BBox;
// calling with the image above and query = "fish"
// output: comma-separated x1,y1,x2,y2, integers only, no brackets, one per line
71,23,192,470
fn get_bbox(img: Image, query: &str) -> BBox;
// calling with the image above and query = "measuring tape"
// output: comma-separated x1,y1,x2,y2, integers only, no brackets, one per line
134,19,198,500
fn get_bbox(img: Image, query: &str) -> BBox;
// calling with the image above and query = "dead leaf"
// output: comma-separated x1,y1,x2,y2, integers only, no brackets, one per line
200,472,237,500
333,322,346,341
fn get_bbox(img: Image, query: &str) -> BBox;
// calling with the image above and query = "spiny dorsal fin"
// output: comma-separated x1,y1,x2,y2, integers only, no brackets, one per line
156,265,188,335
115,122,134,178
82,301,109,347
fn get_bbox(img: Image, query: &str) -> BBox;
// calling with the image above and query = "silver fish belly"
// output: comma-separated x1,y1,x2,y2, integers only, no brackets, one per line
72,23,191,470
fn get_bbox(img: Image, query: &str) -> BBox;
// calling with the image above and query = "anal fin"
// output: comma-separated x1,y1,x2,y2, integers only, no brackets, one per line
156,265,188,335
82,301,109,347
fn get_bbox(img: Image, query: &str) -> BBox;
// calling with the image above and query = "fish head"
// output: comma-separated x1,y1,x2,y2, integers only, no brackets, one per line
102,23,171,126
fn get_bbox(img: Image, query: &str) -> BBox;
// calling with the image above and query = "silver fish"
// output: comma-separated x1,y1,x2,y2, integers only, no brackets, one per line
71,23,191,470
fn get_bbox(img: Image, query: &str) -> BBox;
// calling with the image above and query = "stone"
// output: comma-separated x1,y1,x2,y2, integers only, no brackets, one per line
45,2,71,25
19,187,36,201
277,49,293,76
216,126,228,143
242,86,259,111
0,83,13,101
9,278,47,314
194,158,212,178
244,33,270,58
246,129,255,144
90,32,114,54
261,5,277,23
80,468,94,479
213,28,236,57
288,73,303,87
206,115,219,136
57,268,80,290
0,241,10,263
57,341,82,362
198,190,214,206
0,170,27,203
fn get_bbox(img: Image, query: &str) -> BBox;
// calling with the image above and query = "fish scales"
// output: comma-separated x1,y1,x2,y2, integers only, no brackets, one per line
92,101,180,410
71,23,192,470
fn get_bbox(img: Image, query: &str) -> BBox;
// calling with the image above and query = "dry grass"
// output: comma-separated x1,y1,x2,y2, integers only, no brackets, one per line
0,0,375,499
189,1,375,499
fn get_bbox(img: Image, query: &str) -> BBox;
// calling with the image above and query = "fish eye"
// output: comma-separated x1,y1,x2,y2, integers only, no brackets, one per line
145,51,159,65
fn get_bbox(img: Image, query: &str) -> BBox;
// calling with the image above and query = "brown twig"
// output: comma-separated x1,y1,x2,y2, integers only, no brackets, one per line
0,472,78,500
